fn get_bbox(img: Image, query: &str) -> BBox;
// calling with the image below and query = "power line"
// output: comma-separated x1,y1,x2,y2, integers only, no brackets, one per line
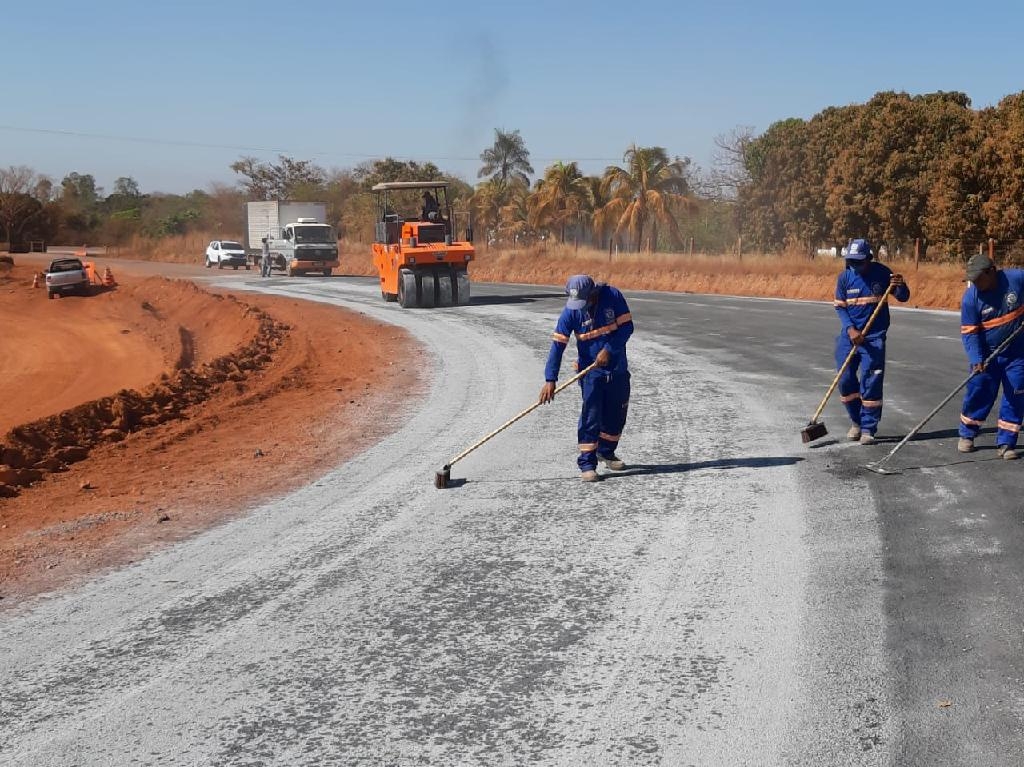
0,124,624,165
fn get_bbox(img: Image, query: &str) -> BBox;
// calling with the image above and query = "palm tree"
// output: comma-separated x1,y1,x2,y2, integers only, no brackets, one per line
478,129,534,187
600,145,694,252
499,181,531,245
471,179,507,246
527,161,591,243
585,175,614,248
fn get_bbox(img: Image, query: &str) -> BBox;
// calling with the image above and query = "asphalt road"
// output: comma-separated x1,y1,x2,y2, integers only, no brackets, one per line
2,261,1022,766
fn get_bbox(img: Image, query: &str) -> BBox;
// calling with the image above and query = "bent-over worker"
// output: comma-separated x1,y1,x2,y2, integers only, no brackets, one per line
957,253,1024,460
539,275,634,482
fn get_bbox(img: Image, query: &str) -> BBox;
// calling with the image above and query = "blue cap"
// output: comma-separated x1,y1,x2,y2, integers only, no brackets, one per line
846,238,873,261
565,274,595,309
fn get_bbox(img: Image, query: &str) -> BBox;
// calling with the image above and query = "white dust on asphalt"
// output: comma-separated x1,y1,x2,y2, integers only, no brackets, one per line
0,278,890,766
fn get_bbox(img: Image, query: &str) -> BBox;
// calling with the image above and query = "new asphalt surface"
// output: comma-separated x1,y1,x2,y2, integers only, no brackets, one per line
2,268,1021,766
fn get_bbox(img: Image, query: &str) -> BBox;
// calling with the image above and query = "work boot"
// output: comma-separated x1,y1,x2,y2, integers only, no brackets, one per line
846,424,862,441
598,454,626,471
957,437,975,453
859,433,877,445
580,470,600,482
998,445,1019,461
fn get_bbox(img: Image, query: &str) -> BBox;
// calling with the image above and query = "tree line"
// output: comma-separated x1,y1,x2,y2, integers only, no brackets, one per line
735,90,1024,259
0,129,744,254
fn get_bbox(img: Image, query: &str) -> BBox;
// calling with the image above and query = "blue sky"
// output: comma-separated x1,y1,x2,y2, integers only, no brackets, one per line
3,0,1023,194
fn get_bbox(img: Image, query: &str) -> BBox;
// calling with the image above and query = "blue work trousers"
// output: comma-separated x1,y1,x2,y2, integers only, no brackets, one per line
577,370,630,472
835,334,886,435
959,356,1024,447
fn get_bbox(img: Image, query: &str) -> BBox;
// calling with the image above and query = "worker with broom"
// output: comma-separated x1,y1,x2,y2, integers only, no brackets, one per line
833,239,910,444
956,253,1024,460
539,275,634,482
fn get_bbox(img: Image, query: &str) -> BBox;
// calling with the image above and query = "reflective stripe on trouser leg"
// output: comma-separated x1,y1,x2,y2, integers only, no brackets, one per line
598,371,630,458
577,373,603,471
857,336,886,434
959,366,1001,439
835,334,862,426
995,357,1024,447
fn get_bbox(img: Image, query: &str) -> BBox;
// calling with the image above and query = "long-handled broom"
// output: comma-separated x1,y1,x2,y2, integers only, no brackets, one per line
865,320,1024,475
801,282,897,443
435,362,599,488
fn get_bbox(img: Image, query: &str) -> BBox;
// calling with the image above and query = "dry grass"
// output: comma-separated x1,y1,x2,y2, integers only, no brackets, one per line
106,235,966,311
116,232,239,264
338,240,966,311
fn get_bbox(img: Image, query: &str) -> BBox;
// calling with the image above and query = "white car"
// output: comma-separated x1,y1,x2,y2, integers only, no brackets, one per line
204,240,249,270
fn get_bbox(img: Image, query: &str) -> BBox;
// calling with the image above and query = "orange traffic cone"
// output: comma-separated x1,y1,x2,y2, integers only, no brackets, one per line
32,272,40,288
102,266,117,287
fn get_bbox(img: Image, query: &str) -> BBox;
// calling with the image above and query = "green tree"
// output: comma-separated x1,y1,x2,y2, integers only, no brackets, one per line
600,145,692,252
471,179,509,245
231,155,326,200
0,192,43,245
113,176,141,198
478,129,534,187
527,161,591,242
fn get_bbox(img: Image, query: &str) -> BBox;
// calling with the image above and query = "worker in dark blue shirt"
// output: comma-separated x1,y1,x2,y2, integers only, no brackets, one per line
833,239,910,444
540,275,634,482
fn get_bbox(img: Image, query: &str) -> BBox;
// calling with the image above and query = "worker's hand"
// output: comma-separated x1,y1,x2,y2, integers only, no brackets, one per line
539,381,556,404
847,327,865,346
594,348,612,368
971,363,986,375
891,273,905,287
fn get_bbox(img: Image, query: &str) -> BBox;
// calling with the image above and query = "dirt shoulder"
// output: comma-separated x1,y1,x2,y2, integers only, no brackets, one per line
0,262,423,606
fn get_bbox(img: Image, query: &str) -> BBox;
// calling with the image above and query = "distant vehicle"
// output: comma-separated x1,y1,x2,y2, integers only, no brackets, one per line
45,258,90,299
205,240,249,270
243,201,339,277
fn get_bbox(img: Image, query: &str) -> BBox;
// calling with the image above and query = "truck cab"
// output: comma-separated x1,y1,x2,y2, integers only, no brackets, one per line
371,181,475,308
244,202,339,277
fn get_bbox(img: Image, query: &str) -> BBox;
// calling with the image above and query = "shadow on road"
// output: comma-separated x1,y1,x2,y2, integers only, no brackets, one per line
440,456,804,487
868,453,1005,474
603,455,804,479
469,292,564,306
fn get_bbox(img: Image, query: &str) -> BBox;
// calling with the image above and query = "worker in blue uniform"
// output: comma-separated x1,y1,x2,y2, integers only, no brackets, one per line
540,275,634,482
957,253,1024,460
833,239,910,444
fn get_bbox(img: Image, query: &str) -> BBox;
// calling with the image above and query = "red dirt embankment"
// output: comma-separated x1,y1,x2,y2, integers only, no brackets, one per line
0,263,423,604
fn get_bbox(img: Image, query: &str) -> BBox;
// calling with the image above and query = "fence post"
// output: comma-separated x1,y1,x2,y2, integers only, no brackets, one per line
989,238,995,260
914,238,920,272
688,237,694,256
737,235,743,261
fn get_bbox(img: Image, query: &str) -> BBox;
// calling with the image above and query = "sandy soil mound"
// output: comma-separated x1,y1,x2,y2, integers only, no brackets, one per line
0,264,422,604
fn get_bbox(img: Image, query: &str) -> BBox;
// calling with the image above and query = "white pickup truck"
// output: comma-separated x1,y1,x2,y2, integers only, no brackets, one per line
45,258,91,299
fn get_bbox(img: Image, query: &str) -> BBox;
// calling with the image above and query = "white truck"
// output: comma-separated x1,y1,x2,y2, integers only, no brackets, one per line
244,201,339,277
44,257,91,299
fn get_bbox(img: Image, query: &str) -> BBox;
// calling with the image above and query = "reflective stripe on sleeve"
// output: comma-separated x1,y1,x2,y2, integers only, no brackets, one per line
552,332,570,343
615,312,632,325
833,300,848,308
961,324,981,334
